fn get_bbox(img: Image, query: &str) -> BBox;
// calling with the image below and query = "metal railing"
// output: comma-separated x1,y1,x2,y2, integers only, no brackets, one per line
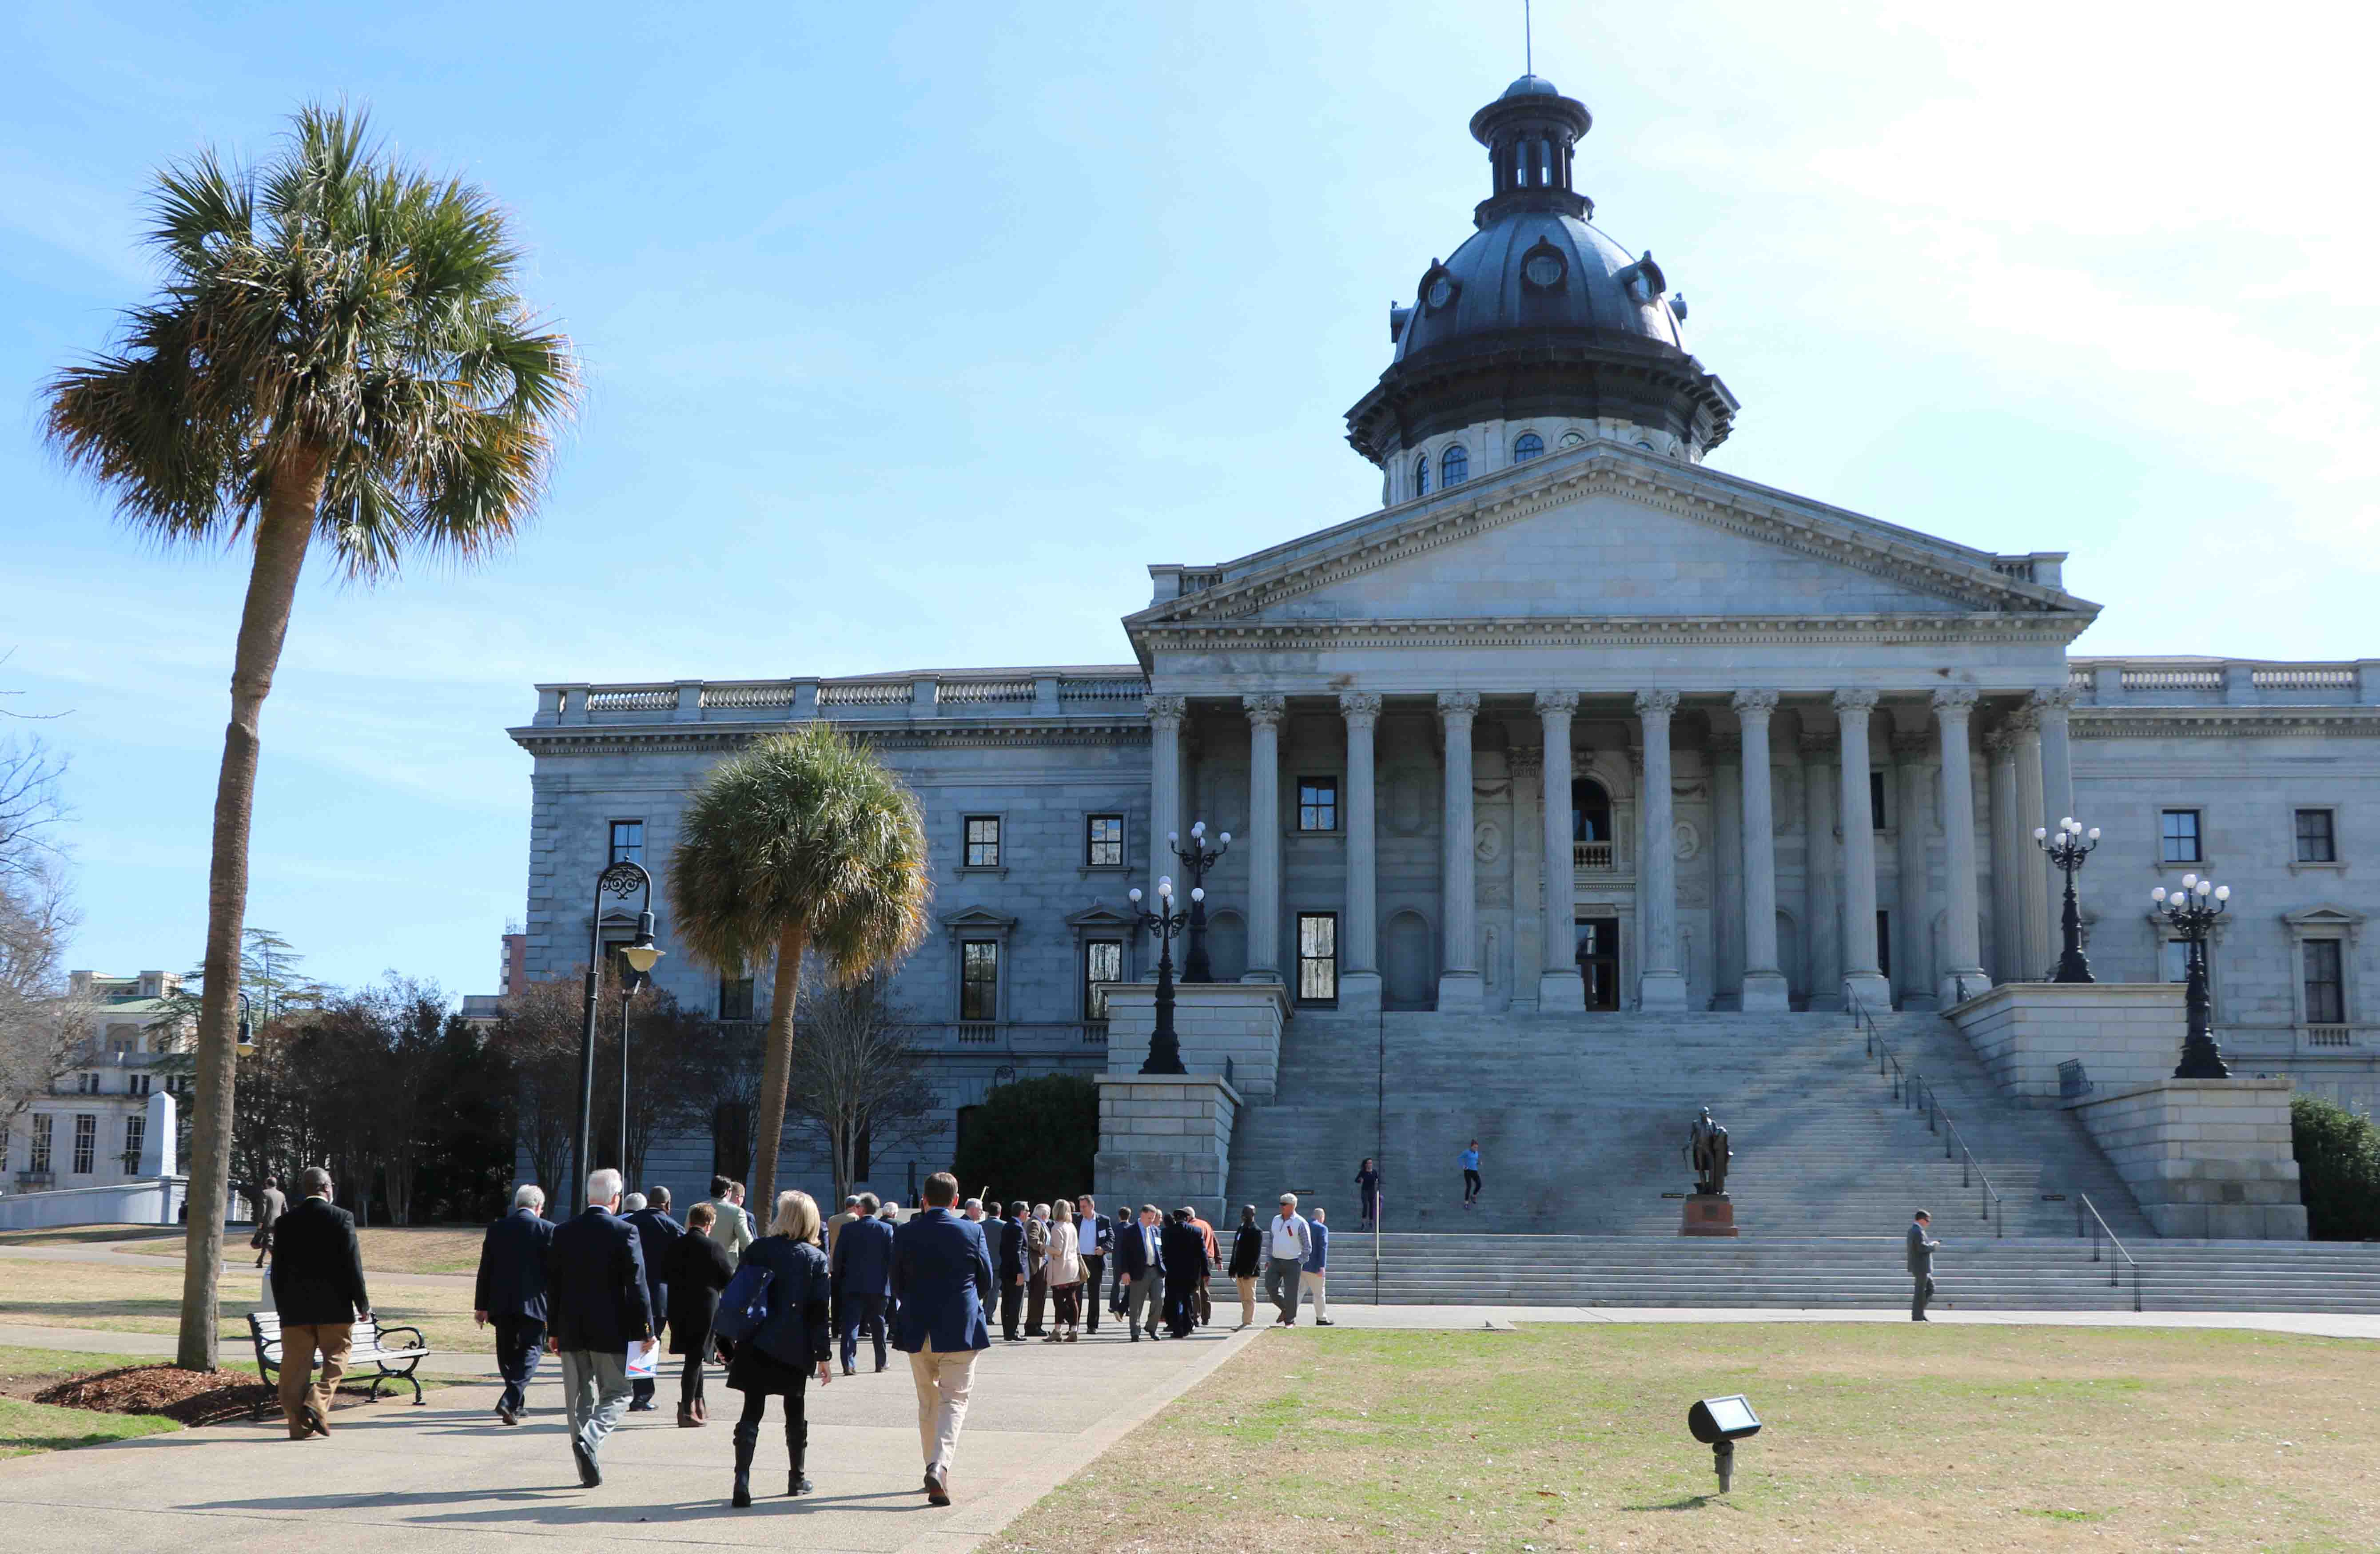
2076,1192,2143,1312
1854,992,2005,1237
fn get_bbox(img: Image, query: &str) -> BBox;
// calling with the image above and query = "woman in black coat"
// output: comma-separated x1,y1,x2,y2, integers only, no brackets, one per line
725,1190,834,1507
1227,1204,1265,1330
669,1202,735,1426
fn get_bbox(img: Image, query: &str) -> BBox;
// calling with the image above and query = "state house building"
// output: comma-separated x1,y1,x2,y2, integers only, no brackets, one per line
511,76,2380,1203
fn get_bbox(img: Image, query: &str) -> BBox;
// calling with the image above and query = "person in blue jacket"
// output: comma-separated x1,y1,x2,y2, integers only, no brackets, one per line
724,1190,833,1507
892,1171,995,1507
832,1192,897,1375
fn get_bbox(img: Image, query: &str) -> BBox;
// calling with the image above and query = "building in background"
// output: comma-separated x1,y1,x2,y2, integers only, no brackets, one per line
3,971,187,1195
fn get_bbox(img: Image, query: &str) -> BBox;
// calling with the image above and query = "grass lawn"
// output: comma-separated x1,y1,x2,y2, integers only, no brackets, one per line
1,1222,488,1275
0,1347,183,1460
986,1323,2380,1554
0,1226,182,1250
0,1256,481,1356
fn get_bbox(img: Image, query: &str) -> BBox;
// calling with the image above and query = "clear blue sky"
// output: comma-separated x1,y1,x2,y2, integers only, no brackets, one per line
5,3,2371,997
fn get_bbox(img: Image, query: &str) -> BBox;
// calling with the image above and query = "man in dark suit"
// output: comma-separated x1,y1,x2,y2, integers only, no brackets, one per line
891,1171,994,1508
1159,1207,1210,1339
1075,1196,1111,1335
993,1201,1029,1342
544,1168,655,1487
833,1191,898,1375
473,1183,555,1425
269,1167,371,1439
622,1186,683,1412
1115,1204,1163,1341
1907,1209,1941,1321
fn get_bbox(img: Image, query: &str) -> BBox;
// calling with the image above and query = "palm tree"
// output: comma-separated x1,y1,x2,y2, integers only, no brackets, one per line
44,106,578,1369
670,725,932,1211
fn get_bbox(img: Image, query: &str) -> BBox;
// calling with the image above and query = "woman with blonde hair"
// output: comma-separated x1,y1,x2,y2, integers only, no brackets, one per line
724,1189,834,1506
1043,1199,1084,1342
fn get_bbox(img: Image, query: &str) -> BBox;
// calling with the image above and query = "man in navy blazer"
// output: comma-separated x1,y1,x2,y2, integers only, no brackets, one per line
1114,1204,1164,1341
993,1201,1029,1342
622,1187,683,1411
833,1191,898,1374
544,1169,655,1488
1075,1196,1112,1335
473,1184,556,1425
892,1172,993,1507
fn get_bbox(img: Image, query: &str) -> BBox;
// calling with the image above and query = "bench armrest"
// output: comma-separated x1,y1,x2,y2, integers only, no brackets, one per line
375,1324,427,1352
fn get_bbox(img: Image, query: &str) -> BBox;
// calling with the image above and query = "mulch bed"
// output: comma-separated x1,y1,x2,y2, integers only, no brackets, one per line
34,1365,279,1427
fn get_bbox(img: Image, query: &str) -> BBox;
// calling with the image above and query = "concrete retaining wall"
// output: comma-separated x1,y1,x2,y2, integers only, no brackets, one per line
1094,1074,1239,1223
0,1175,187,1230
1103,983,1287,1098
1949,982,2187,1103
2070,1077,2307,1239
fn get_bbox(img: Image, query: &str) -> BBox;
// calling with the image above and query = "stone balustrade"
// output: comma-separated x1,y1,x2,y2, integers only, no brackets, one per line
534,670,1151,726
2066,657,2378,707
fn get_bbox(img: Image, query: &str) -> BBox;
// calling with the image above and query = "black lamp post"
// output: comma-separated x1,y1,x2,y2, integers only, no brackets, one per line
577,861,663,1199
1169,821,1231,983
2035,816,2100,983
2153,873,2231,1079
1129,876,1194,1075
615,941,662,1187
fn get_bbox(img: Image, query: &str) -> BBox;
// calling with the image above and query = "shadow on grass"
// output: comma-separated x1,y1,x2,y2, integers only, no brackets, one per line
1624,1494,1717,1512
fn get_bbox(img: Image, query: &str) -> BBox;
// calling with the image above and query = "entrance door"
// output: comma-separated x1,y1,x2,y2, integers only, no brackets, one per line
1575,917,1621,1010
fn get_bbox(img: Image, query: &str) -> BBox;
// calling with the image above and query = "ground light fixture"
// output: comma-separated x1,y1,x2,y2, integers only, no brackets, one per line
1687,1393,1762,1492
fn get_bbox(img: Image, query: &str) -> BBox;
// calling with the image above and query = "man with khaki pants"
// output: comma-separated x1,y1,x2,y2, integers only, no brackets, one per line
891,1172,995,1506
266,1167,370,1439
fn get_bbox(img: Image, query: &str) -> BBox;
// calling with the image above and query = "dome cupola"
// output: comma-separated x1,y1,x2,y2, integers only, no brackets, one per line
1346,76,1738,489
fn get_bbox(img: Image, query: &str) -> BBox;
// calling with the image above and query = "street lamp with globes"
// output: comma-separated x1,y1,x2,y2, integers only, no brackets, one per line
1128,877,1194,1075
2035,817,2101,983
1170,820,1231,982
577,861,665,1198
2152,873,2231,1079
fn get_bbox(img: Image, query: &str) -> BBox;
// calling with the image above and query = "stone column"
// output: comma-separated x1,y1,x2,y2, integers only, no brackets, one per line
1834,690,1892,1011
1711,732,1744,1009
1147,696,1185,909
1338,692,1383,1013
1801,724,1840,1006
2012,704,2050,980
1242,694,1285,983
1635,690,1687,1010
1534,691,1584,1010
2033,686,2077,832
1932,689,1990,1006
1891,724,1934,1005
1732,690,1789,1011
1437,692,1484,1010
1985,721,2022,984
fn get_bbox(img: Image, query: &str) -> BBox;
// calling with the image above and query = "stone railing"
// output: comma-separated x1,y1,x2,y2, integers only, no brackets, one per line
2303,1025,2360,1049
536,671,1151,727
2066,658,2374,709
1573,840,1617,871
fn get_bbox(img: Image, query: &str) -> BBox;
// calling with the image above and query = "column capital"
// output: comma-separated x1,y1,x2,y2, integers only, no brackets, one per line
1831,688,1880,715
1634,688,1680,719
1243,693,1286,727
1337,691,1383,723
2004,703,2041,737
1532,689,1580,716
1729,688,1781,717
1437,690,1482,719
1929,687,1981,717
1982,724,2020,756
1146,694,1187,725
2029,685,2079,715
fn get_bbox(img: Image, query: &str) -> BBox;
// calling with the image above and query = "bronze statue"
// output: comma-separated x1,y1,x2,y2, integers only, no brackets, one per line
1686,1106,1731,1197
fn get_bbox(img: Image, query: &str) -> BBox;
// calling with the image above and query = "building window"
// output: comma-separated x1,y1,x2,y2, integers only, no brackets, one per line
609,819,644,866
718,976,755,1022
129,1073,151,1097
1870,770,1888,829
1572,779,1612,843
959,941,1000,1022
1413,453,1429,496
1086,815,1125,868
1084,940,1124,1021
72,1114,96,1175
1442,445,1469,486
2161,940,2192,984
1297,777,1339,832
1513,432,1544,462
2304,939,2346,1025
77,1072,100,1095
2160,809,2202,863
711,1102,753,1183
123,1114,146,1170
1297,914,1339,1004
2296,808,2338,864
1877,910,1892,979
964,816,1001,869
30,1114,52,1173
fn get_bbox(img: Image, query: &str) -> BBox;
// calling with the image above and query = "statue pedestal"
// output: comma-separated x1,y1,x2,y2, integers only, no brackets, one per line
1680,1193,1737,1237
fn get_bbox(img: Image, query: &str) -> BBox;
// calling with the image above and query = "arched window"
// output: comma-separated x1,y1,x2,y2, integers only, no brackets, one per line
1572,778,1612,843
1513,432,1544,463
1413,454,1429,496
1442,444,1469,486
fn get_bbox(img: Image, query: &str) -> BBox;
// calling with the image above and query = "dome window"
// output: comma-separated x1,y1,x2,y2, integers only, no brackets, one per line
1413,454,1429,496
1558,430,1587,449
1420,261,1459,314
1442,445,1469,486
1520,239,1567,291
1513,432,1544,463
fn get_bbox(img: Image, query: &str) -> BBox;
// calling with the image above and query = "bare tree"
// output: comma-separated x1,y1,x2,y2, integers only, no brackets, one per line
0,865,93,1132
787,979,940,1207
489,976,587,1213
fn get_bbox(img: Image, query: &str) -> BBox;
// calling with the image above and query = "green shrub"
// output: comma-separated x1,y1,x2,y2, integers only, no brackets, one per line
951,1073,1097,1209
2292,1093,2380,1240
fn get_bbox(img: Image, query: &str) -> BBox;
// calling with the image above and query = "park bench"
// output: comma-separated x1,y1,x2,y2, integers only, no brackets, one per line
246,1308,431,1416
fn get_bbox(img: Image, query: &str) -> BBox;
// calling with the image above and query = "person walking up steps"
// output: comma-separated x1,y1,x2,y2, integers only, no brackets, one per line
1459,1140,1482,1209
1355,1157,1381,1230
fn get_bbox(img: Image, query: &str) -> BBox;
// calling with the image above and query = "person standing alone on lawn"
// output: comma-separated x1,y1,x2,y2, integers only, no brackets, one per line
1907,1209,1940,1321
269,1166,370,1439
545,1168,655,1487
892,1171,994,1508
1459,1140,1482,1209
474,1183,554,1425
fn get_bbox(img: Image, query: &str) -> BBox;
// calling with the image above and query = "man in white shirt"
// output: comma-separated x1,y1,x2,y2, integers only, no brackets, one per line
1266,1193,1313,1327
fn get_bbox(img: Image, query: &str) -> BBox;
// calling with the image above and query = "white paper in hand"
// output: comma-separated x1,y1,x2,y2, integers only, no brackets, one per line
625,1343,658,1379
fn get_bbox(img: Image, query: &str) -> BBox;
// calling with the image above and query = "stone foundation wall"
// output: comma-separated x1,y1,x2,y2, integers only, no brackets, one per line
2070,1077,2306,1239
1949,982,2187,1104
1094,1074,1240,1223
1102,983,1288,1098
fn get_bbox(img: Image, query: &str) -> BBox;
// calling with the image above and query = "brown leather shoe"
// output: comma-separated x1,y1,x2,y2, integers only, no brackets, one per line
302,1406,330,1438
927,1467,951,1506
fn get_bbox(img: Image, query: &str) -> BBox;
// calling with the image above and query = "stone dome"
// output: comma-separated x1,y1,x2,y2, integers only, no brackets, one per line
1345,77,1737,466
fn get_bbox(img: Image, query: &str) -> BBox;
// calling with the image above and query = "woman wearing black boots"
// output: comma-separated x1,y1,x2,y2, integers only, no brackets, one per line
725,1189,833,1507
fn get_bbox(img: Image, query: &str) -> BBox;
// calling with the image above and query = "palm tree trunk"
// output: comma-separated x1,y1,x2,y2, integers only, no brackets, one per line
175,457,322,1371
749,923,805,1215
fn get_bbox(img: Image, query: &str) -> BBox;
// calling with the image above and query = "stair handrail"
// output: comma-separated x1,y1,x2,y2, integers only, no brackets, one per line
1854,990,2005,1238
2076,1191,2143,1312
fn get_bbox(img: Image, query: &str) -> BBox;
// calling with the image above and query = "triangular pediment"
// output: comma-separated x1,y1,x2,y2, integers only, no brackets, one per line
1128,439,2094,641
1065,903,1139,930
